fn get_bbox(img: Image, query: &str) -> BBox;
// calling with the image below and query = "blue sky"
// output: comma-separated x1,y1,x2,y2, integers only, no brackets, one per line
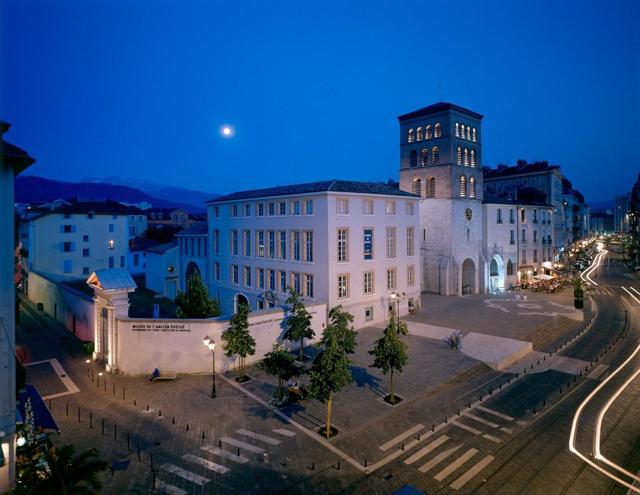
1,0,638,203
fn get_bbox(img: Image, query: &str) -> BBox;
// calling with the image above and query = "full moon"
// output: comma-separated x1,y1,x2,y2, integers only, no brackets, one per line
220,125,234,138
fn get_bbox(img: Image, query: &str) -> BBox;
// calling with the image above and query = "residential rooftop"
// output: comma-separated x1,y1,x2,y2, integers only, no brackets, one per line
176,222,208,236
207,179,419,204
145,240,178,254
26,198,144,221
483,161,561,180
398,102,483,122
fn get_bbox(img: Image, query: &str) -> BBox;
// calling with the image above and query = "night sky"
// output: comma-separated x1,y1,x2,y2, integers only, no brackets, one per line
1,0,638,203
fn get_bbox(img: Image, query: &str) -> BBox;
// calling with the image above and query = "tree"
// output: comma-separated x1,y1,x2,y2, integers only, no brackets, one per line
308,306,357,438
369,314,408,404
283,288,314,361
259,344,299,400
175,273,220,318
572,277,585,309
222,303,255,381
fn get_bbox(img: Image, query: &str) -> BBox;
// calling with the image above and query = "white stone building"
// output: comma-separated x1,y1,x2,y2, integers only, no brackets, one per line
145,241,179,299
176,222,209,292
206,180,421,328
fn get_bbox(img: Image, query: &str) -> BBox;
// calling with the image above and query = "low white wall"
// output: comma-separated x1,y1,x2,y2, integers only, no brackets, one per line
27,271,94,342
115,302,327,375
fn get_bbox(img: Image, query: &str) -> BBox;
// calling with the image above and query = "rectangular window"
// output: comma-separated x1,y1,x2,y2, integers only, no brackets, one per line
509,209,515,224
497,209,503,224
279,201,286,215
520,209,526,223
533,230,538,243
337,228,349,262
533,249,538,263
244,266,252,286
61,224,75,233
406,202,415,215
279,270,287,292
337,274,349,299
522,249,527,264
231,264,239,284
291,231,301,261
133,253,139,265
365,307,374,322
363,271,374,295
363,199,374,215
63,260,72,273
243,203,251,217
533,210,538,223
510,230,515,244
291,272,301,294
257,268,265,289
83,235,89,242
120,256,125,268
82,248,90,257
268,231,275,258
278,231,287,259
521,229,526,242
214,262,221,281
82,267,89,275
129,226,136,236
109,224,114,232
407,265,415,287
304,274,314,298
385,201,396,215
108,256,114,269
257,231,265,257
363,228,374,260
291,200,301,215
304,199,313,215
386,268,397,290
406,227,415,256
214,206,220,218
213,230,220,254
231,205,238,217
62,241,74,252
386,227,396,258
230,230,239,255
337,198,349,215
268,202,275,216
268,269,276,291
256,203,265,216
303,231,313,262
243,230,251,256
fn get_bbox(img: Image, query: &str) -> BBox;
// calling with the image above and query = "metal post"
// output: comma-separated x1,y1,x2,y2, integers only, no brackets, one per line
211,348,217,398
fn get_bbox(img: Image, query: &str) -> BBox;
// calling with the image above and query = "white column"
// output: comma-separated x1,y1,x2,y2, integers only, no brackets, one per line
92,296,100,360
106,304,115,372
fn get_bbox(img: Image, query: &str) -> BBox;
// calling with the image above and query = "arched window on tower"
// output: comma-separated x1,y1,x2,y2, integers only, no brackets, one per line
469,177,476,198
416,127,423,141
457,146,462,165
427,177,436,198
459,175,466,197
455,123,460,137
434,123,442,138
408,129,414,143
412,178,422,197
409,150,417,168
466,126,471,140
472,128,477,142
431,146,440,164
506,259,514,275
470,149,476,167
420,149,429,167
464,148,469,166
426,125,432,140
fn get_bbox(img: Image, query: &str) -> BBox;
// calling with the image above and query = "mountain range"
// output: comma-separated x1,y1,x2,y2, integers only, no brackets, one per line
15,175,218,212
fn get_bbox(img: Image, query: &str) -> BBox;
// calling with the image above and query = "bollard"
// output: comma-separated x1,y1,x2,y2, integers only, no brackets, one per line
537,360,540,365
159,410,162,418
311,461,315,471
523,368,526,374
186,424,189,431
172,416,175,425
499,383,502,390
401,442,404,451
444,418,448,424
127,433,130,451
457,408,460,416
78,406,81,423
559,387,562,394
104,379,106,392
202,431,205,441
219,439,222,448
101,418,105,435
146,404,149,412
530,364,533,370
533,408,536,415
134,399,137,406
113,383,116,396
431,424,435,432
137,443,141,462
237,448,240,456
364,458,368,467
90,412,93,429
150,453,154,471
114,423,117,441
544,355,546,361
48,399,52,410
123,387,126,401
336,461,341,470
66,402,69,417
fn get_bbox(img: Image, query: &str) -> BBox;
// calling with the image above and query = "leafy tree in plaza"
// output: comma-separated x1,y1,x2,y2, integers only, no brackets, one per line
259,344,300,400
369,313,409,405
175,273,220,318
572,277,585,309
308,305,357,438
283,288,314,361
222,302,255,381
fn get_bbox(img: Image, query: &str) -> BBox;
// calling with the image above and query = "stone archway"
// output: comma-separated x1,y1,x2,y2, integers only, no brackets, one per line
461,258,476,295
185,261,201,284
488,255,505,293
234,293,249,313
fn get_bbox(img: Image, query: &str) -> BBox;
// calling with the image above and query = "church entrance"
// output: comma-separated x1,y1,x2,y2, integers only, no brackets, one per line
489,256,505,293
461,258,475,295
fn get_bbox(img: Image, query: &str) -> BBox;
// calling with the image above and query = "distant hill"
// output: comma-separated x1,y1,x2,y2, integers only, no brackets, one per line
82,175,218,209
15,175,209,212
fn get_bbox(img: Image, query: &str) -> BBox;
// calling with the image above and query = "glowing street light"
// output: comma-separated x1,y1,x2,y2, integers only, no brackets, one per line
203,335,216,398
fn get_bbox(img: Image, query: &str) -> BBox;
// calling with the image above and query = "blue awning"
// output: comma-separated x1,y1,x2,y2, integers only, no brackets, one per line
17,384,59,432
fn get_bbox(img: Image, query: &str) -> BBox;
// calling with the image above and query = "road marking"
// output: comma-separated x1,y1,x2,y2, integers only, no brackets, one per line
451,420,482,435
155,478,187,495
482,434,502,444
201,445,249,463
24,358,80,399
588,364,609,381
221,437,266,454
182,453,229,474
272,428,296,437
464,412,499,429
379,424,425,452
418,445,462,473
500,427,512,434
236,429,281,445
159,463,209,486
476,405,514,422
516,420,528,426
450,455,495,490
404,436,449,465
434,448,478,481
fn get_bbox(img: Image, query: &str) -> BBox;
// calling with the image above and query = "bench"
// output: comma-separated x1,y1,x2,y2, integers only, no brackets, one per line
151,371,177,382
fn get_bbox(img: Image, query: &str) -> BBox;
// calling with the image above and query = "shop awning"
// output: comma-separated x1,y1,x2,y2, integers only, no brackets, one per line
17,384,59,432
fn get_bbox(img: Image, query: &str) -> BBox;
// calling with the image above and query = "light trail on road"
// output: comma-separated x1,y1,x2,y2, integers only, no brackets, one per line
622,287,640,305
581,249,607,286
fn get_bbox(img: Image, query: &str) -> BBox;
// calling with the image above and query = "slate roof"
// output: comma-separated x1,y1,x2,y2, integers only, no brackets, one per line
483,191,553,208
207,180,419,204
146,241,178,254
484,162,560,180
176,222,208,236
86,268,137,290
398,102,483,121
27,198,144,221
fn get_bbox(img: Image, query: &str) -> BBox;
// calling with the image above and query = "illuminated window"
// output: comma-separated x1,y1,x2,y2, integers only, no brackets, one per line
426,125,432,139
416,127,423,141
459,176,466,197
457,146,462,165
464,148,469,166
472,128,477,142
420,149,429,167
409,150,417,168
431,146,440,164
469,177,476,198
411,178,421,197
426,177,436,198
434,123,442,138
108,240,115,250
470,149,476,167
363,271,374,295
466,126,471,140
408,129,414,143
455,122,460,137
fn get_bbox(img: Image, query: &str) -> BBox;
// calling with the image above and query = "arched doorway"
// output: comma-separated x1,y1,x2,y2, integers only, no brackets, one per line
234,293,249,313
185,261,201,284
488,256,505,293
461,258,475,295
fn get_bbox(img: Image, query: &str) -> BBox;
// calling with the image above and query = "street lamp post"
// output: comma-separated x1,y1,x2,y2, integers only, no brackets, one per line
203,336,216,398
390,292,400,319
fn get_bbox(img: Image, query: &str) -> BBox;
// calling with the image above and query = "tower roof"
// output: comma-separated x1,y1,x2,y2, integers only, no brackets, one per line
398,102,483,121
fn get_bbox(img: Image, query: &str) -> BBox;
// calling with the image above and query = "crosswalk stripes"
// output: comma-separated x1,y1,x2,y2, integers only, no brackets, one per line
418,445,462,473
159,463,209,486
272,428,296,437
464,412,499,429
475,405,514,422
182,453,229,474
450,455,495,490
434,448,478,482
236,428,282,445
155,478,187,495
404,435,449,465
379,424,425,452
451,420,482,436
201,445,249,463
221,436,266,454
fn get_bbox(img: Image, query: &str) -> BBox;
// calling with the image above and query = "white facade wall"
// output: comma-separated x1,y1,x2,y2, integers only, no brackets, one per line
25,213,129,280
146,246,179,299
127,213,148,238
177,234,209,291
207,192,420,328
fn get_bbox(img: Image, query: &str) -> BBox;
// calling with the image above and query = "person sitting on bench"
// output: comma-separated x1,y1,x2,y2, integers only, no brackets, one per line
149,368,160,382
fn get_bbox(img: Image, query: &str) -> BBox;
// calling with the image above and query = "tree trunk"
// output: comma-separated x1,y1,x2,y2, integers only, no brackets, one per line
299,338,304,361
390,370,395,404
326,392,333,439
278,377,283,396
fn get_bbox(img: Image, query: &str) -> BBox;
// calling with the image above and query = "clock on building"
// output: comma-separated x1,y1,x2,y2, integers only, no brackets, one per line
465,208,473,221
